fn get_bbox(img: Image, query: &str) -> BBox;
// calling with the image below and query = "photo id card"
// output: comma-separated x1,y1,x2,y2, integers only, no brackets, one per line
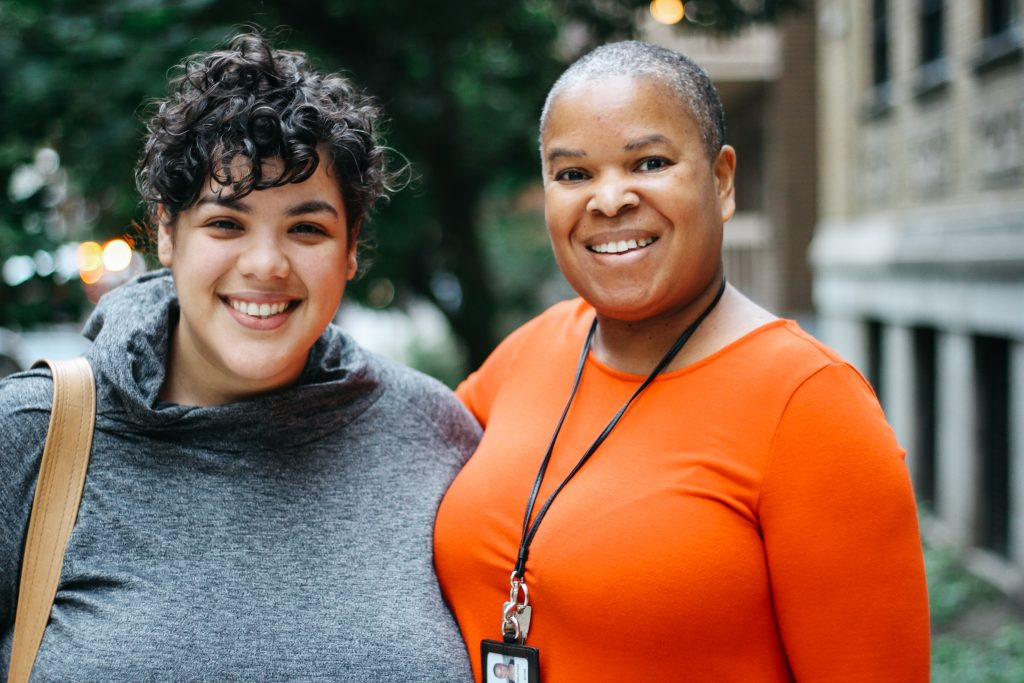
481,639,540,683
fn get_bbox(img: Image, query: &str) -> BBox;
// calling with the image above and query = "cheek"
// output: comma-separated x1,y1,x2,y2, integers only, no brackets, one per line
301,250,349,297
544,193,579,238
174,245,233,280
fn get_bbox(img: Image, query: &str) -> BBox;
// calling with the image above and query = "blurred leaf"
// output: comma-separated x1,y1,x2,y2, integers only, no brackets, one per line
0,0,804,369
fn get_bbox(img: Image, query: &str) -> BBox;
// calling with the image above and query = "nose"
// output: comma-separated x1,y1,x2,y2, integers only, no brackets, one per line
586,173,639,217
237,232,290,280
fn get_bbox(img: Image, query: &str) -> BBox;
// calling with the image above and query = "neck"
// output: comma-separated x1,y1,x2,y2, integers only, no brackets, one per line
591,279,727,376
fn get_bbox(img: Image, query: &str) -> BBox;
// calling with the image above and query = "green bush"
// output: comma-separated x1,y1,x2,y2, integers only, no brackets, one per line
926,543,1024,680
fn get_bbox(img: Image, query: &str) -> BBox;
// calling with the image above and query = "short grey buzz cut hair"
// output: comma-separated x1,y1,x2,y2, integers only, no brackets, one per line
539,40,726,161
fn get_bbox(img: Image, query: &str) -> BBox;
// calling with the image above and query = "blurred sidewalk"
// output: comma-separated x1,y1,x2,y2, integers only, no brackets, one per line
5,324,92,372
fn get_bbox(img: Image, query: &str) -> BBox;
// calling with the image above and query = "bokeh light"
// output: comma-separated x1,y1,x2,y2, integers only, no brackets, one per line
102,238,133,272
368,278,396,308
77,241,104,284
650,0,685,25
2,255,35,287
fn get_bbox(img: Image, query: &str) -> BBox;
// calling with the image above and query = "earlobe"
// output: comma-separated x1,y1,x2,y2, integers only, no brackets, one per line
346,226,360,281
715,146,737,222
155,206,174,267
346,249,359,281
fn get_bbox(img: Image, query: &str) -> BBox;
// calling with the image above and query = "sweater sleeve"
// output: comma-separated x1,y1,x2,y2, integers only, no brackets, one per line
759,362,930,682
0,369,54,634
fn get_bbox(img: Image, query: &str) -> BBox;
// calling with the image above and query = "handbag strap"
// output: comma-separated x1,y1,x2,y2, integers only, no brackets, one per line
8,357,96,683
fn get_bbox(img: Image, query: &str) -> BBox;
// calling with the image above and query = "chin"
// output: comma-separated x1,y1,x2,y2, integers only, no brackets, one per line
223,351,305,386
582,292,658,321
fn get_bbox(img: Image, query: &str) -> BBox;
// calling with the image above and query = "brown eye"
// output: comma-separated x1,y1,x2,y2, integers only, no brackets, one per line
555,169,588,182
638,158,669,172
209,219,242,231
291,223,327,236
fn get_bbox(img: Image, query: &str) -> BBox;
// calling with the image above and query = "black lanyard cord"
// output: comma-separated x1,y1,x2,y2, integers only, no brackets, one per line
513,277,728,578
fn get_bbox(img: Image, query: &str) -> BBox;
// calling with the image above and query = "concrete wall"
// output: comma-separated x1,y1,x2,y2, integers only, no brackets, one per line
812,0,1024,594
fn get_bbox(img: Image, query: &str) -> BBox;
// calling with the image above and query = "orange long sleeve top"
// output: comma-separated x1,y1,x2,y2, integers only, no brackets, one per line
434,298,930,682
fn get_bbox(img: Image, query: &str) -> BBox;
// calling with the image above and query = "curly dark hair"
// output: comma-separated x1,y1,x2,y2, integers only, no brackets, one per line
136,31,393,242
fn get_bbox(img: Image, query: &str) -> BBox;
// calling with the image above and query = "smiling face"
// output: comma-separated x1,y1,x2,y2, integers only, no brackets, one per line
157,155,356,406
542,75,736,326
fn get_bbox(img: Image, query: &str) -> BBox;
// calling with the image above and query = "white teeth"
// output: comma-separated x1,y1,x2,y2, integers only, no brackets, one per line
590,236,658,254
230,299,290,318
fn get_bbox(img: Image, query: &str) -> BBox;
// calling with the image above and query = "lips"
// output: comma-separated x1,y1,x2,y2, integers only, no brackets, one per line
228,299,292,318
587,236,659,254
222,295,299,320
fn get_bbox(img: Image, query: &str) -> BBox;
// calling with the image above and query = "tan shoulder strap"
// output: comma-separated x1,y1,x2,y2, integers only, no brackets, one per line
8,357,96,683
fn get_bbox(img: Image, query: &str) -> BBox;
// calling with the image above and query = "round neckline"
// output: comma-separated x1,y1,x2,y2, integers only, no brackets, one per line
584,318,792,382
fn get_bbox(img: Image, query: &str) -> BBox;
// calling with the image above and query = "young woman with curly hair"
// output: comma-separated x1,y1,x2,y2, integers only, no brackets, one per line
1,32,477,681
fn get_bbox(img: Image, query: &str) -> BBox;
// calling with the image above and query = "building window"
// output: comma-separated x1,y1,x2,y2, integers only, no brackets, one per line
916,0,949,94
985,0,1015,36
976,0,1023,72
920,0,945,63
974,335,1010,558
912,327,937,507
868,0,893,113
866,319,884,401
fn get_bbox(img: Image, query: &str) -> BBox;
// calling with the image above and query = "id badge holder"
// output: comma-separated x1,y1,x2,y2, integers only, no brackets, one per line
481,639,540,683
482,573,540,681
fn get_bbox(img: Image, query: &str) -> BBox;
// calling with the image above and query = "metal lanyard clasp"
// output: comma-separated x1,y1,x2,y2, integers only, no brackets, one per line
500,572,532,644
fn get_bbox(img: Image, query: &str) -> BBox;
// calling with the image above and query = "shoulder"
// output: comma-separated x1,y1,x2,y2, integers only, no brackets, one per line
369,353,482,448
709,321,888,453
503,297,592,354
0,365,57,484
733,320,873,393
0,364,55,442
758,329,901,481
776,323,879,403
455,298,590,422
0,366,55,621
458,298,589,388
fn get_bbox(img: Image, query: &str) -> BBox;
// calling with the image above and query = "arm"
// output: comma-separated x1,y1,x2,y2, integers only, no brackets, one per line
759,362,930,682
0,369,55,635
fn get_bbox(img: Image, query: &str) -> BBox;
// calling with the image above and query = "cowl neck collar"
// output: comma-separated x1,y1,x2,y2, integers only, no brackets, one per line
82,270,381,452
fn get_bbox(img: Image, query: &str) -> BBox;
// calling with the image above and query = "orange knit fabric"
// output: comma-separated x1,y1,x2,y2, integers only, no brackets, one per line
434,298,930,682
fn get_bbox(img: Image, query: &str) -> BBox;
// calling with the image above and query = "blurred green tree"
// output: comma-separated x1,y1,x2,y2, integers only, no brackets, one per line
0,0,801,367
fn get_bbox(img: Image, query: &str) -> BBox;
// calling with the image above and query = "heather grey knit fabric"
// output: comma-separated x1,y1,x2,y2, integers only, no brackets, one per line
0,270,478,682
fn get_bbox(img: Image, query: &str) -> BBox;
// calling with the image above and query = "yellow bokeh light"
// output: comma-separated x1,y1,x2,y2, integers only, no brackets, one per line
80,266,105,284
102,238,134,272
650,0,685,25
77,241,104,283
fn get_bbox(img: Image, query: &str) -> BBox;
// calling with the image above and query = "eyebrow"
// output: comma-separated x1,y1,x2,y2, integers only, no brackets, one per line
624,134,672,151
545,133,675,164
546,147,587,165
285,200,340,218
196,194,250,212
195,195,339,218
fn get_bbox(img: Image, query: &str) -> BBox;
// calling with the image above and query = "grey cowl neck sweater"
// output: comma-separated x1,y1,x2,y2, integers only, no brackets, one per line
83,269,381,446
2,268,478,681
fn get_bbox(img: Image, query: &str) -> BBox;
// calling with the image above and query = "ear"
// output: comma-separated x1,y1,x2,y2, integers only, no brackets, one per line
713,145,737,223
155,205,175,267
345,224,360,281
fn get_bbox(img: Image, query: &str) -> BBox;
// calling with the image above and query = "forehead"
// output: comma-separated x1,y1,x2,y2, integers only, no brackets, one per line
205,150,341,194
542,75,699,147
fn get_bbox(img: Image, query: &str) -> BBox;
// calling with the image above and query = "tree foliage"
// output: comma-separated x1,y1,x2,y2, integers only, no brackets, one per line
0,0,802,369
